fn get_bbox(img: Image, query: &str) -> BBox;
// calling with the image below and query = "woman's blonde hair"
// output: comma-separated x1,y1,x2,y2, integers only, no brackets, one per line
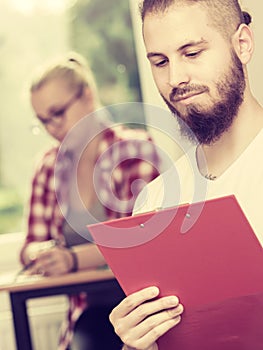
30,51,101,107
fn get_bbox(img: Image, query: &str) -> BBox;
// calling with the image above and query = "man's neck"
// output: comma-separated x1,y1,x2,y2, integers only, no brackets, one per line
197,94,263,179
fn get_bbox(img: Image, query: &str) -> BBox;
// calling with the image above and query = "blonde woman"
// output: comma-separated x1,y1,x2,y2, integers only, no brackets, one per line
20,52,160,350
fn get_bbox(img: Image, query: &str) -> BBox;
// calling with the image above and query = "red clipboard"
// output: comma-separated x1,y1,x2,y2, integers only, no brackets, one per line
88,195,263,350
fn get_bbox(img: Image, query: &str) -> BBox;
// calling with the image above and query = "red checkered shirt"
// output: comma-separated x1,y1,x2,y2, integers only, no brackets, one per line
20,125,160,349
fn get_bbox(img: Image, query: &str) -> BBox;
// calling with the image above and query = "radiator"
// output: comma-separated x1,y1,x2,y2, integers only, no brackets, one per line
0,292,68,350
29,297,68,350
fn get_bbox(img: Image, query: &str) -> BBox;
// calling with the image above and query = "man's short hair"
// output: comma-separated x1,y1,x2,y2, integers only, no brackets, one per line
139,0,251,40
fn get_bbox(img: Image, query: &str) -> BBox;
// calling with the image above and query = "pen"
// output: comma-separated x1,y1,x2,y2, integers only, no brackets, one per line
14,260,36,281
14,239,59,281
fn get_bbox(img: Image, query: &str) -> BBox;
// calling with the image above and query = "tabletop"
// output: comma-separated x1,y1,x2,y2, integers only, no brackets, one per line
0,267,116,292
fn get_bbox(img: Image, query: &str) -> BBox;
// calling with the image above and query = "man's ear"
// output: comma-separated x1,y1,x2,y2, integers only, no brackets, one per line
232,23,254,64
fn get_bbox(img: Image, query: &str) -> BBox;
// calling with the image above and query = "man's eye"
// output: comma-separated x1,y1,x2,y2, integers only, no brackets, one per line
153,59,168,67
185,50,202,58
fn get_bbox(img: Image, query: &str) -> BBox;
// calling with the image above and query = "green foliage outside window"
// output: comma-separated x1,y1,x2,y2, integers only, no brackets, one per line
69,0,142,106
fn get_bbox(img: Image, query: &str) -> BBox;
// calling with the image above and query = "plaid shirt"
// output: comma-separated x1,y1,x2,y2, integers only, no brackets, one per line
20,125,160,349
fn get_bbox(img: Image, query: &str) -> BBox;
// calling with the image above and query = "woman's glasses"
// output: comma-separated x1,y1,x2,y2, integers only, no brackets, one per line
37,88,83,126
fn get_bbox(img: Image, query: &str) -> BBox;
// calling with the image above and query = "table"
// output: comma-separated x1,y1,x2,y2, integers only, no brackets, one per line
0,269,124,350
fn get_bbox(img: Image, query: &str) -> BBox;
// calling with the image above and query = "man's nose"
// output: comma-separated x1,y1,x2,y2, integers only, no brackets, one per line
168,62,190,88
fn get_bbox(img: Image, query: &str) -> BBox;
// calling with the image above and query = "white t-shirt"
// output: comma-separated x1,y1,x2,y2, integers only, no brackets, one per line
134,129,263,246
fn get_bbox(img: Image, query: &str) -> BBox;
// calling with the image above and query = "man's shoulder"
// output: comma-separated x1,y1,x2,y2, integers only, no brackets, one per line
133,165,177,214
133,147,197,215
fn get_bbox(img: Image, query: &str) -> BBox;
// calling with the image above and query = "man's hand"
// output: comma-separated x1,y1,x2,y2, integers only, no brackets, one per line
110,286,183,350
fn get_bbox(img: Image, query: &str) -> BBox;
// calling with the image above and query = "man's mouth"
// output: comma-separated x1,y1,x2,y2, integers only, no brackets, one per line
171,90,204,103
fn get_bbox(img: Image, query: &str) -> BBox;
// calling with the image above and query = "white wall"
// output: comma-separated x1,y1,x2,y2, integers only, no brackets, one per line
242,0,263,105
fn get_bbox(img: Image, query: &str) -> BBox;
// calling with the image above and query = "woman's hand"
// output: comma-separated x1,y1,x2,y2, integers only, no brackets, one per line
25,246,74,276
23,241,107,276
109,286,183,350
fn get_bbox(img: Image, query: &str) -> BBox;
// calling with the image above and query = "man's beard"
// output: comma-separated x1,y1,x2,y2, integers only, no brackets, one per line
161,53,246,145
